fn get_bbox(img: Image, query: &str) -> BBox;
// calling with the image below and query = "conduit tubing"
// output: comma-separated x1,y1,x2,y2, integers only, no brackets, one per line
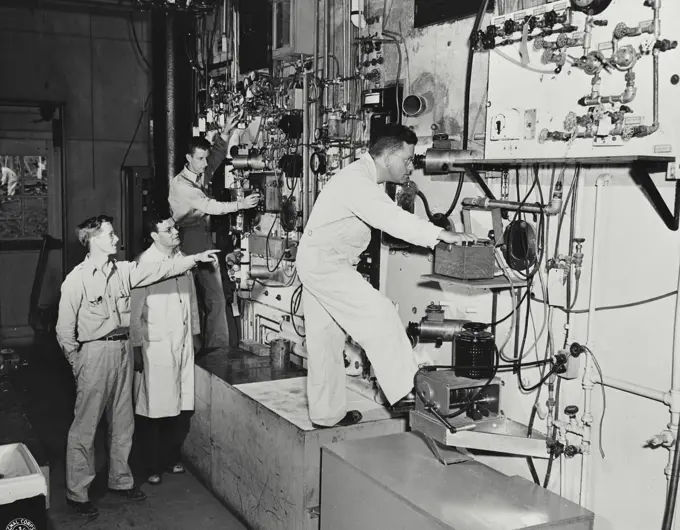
579,173,610,508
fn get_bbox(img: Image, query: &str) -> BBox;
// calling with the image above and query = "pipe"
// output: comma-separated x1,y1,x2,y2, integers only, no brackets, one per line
250,264,274,280
323,0,330,108
596,375,666,403
663,180,680,529
313,0,319,83
418,148,482,174
633,0,661,138
579,70,637,106
462,196,562,216
579,173,610,509
280,320,306,343
231,153,270,170
302,71,311,226
342,0,348,106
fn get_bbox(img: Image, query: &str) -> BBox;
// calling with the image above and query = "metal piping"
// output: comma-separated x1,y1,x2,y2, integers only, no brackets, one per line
579,70,637,106
323,0,330,108
302,72,311,226
579,173,611,509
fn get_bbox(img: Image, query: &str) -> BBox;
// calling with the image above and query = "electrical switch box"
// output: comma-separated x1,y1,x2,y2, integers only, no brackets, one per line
489,109,521,142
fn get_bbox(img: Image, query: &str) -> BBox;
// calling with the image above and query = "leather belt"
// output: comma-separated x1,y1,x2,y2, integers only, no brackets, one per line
97,333,129,342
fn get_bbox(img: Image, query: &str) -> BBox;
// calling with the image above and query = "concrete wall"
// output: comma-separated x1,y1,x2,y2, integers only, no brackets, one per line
0,5,152,270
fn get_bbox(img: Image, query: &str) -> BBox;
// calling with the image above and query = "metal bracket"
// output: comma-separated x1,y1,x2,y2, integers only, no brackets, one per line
464,165,497,201
630,160,680,231
420,432,474,466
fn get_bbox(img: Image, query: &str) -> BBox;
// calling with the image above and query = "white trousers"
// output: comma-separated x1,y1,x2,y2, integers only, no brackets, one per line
300,264,419,426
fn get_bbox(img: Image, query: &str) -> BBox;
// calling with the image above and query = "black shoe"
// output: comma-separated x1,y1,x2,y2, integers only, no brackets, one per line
66,499,99,517
108,486,147,502
312,410,363,429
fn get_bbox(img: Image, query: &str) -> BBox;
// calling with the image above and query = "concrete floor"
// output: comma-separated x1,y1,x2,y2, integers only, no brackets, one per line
3,339,249,530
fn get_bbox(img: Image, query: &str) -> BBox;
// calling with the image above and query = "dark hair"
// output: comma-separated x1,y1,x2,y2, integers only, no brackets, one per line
145,203,174,235
186,136,212,156
76,215,114,248
368,124,417,157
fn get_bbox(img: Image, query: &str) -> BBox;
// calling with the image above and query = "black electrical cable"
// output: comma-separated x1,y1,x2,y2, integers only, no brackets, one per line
531,289,678,313
265,215,287,273
462,0,491,150
413,359,551,372
120,91,152,172
416,191,435,221
484,290,529,327
526,404,541,486
129,13,152,71
516,282,534,391
290,284,305,337
444,174,465,218
509,165,544,282
519,355,566,393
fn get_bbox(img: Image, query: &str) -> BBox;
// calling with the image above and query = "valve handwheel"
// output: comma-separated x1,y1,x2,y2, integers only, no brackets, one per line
570,0,612,16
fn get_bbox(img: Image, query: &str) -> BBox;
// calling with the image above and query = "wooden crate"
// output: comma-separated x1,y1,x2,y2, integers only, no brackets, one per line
434,242,495,280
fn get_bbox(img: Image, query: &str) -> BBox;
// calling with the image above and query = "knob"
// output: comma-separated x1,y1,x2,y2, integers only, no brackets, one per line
564,405,579,418
565,444,582,458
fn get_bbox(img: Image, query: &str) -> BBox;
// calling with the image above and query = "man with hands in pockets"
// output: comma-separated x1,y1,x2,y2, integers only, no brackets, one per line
55,214,219,517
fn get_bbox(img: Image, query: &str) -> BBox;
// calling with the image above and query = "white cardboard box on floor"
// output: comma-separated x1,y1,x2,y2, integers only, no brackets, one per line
0,443,47,505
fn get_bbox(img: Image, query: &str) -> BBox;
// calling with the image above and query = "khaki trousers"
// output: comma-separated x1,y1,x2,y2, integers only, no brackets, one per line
66,340,135,502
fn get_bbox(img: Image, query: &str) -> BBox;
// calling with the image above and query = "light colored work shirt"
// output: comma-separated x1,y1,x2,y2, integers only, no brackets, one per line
56,254,198,358
168,165,238,229
298,152,442,268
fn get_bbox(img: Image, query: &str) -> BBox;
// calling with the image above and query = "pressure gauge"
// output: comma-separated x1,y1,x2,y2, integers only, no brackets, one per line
570,0,612,16
310,151,327,174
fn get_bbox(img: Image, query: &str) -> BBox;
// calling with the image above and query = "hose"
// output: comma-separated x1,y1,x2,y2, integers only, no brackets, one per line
463,0,491,150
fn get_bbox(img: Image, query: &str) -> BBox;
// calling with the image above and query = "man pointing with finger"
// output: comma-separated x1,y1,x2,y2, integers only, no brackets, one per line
297,124,476,429
56,215,220,517
169,112,260,352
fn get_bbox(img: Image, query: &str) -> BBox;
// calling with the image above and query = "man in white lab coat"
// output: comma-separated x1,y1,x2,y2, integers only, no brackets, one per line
130,208,199,485
297,124,476,428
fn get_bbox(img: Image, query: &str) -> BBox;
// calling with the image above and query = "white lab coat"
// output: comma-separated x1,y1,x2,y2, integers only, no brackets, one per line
297,153,442,426
130,245,200,418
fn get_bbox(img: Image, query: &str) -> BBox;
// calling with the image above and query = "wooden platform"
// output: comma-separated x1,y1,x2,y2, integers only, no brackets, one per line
184,350,407,530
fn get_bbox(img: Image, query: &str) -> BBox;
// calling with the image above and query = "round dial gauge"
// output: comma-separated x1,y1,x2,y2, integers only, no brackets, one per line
310,151,327,174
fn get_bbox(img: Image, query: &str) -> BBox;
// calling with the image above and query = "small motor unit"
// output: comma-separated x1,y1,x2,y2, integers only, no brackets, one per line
433,240,495,280
414,370,501,422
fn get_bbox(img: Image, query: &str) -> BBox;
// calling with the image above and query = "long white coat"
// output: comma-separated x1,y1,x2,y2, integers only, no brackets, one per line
130,244,200,418
296,153,442,426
